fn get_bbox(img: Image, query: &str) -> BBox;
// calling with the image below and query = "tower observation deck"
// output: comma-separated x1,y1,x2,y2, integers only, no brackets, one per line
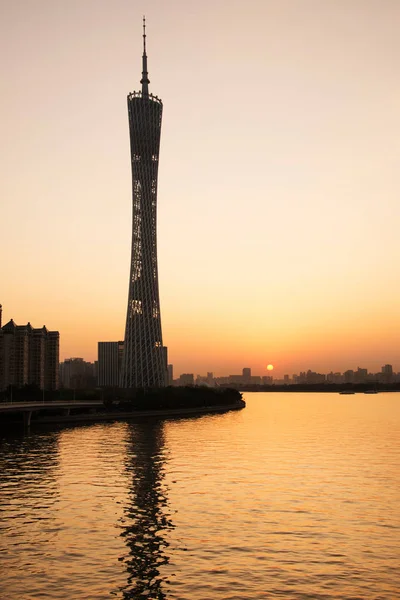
120,19,167,388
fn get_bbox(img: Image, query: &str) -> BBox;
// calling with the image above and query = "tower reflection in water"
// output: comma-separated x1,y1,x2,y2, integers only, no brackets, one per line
119,420,174,599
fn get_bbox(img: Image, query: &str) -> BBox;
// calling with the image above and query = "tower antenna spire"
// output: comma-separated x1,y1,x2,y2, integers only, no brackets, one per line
140,15,150,96
123,15,165,388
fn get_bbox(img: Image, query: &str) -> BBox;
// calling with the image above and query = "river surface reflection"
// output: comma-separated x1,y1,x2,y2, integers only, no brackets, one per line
1,392,399,599
120,421,173,599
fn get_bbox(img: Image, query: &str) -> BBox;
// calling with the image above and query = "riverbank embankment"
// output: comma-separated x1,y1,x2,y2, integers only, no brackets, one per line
0,399,246,429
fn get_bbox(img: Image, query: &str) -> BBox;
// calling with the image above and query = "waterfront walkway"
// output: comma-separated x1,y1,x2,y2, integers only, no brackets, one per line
0,400,103,426
0,400,103,413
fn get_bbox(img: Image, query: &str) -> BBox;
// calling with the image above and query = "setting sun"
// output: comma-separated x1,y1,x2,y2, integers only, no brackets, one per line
267,364,274,371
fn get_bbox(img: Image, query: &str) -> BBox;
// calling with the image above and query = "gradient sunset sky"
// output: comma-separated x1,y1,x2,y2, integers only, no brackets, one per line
1,0,399,377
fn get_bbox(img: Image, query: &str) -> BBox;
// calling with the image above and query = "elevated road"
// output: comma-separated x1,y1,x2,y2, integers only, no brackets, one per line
0,400,104,426
0,400,103,413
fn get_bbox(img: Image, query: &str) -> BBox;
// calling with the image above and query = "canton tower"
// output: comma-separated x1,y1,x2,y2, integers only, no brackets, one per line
120,19,167,388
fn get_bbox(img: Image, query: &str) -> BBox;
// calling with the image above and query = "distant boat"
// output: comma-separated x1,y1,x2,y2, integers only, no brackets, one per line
364,390,378,394
339,390,355,395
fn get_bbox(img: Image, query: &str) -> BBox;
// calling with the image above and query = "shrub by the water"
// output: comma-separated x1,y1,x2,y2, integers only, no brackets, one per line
105,386,243,412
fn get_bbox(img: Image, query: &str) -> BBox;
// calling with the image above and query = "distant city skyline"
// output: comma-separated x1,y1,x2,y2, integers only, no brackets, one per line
158,363,400,383
1,1,400,377
59,348,399,383
56,355,400,394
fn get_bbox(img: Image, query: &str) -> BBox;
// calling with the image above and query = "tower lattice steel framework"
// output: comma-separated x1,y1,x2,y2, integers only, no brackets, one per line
120,19,167,388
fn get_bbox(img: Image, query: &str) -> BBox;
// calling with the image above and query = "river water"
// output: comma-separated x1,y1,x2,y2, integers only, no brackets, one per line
0,392,399,599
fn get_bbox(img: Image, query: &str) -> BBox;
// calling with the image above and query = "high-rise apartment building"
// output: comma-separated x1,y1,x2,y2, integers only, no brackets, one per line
98,342,124,387
0,315,59,391
120,19,167,388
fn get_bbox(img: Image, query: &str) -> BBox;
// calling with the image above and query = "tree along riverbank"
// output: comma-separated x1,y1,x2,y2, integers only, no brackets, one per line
2,382,398,405
0,387,245,429
105,385,244,411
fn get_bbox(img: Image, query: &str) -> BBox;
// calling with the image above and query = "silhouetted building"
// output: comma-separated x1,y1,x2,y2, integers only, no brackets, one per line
120,19,167,388
60,358,96,389
0,317,59,391
167,364,173,386
98,341,124,387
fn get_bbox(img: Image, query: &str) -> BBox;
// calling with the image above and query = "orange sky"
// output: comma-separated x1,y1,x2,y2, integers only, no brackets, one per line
1,0,400,377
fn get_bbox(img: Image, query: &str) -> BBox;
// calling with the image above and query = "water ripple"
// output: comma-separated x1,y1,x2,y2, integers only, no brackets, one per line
0,394,399,599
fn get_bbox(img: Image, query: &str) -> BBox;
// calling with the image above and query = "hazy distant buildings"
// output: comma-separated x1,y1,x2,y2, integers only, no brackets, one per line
0,313,59,391
120,20,167,388
214,376,230,386
228,374,243,385
326,372,343,384
178,373,194,386
295,370,325,384
344,369,354,383
195,372,215,387
242,368,251,384
354,367,368,383
307,370,325,384
381,364,393,383
171,363,400,389
98,342,124,387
